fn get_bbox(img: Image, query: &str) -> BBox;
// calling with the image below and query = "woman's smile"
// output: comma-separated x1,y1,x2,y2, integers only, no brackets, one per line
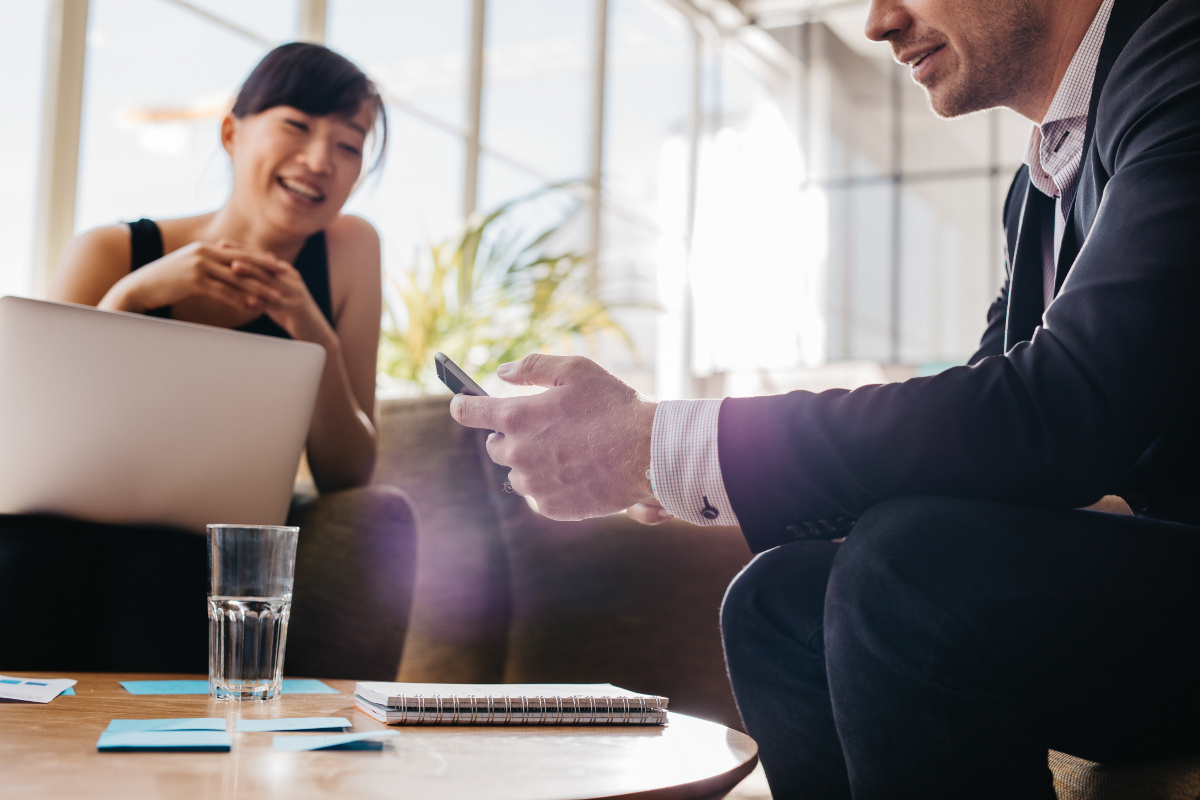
276,174,327,205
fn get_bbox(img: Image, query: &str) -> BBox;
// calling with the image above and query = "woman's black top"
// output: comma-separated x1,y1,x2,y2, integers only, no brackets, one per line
126,218,334,339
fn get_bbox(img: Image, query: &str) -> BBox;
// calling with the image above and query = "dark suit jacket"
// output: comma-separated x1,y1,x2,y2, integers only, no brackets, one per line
720,0,1200,554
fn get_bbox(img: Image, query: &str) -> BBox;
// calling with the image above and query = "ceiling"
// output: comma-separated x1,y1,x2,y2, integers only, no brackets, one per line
731,0,886,60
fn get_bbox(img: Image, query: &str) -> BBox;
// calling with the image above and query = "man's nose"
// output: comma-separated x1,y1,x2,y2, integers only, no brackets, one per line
865,0,909,43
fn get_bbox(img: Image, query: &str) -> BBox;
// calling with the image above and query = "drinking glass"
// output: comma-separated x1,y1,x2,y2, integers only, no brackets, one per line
207,524,299,701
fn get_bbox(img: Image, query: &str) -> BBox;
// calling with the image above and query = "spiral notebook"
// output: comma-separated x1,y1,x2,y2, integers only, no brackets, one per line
353,682,669,725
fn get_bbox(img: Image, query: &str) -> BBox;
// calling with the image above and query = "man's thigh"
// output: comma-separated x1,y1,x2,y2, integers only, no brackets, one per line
828,496,1200,764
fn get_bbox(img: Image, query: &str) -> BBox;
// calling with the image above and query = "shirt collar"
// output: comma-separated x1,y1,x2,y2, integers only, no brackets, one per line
1041,0,1114,127
1024,0,1115,197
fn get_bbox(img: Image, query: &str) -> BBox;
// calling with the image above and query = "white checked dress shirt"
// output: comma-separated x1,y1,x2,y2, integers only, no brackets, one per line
649,0,1113,528
1024,0,1113,307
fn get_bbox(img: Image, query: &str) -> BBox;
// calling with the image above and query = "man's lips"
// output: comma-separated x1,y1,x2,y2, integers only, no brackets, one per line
896,44,945,82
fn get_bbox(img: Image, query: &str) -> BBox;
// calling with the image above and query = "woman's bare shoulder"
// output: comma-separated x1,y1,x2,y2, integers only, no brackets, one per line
47,224,134,303
325,214,381,263
72,223,134,260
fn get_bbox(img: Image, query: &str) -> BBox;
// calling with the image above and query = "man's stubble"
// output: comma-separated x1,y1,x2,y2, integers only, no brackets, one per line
924,0,1050,118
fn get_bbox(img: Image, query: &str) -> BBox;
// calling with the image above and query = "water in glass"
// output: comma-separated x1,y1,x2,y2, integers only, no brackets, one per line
208,595,291,701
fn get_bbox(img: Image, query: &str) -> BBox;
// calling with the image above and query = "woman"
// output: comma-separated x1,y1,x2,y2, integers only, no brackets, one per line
50,42,386,492
0,43,416,675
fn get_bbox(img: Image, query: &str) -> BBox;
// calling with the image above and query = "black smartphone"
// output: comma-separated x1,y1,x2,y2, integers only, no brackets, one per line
434,352,489,396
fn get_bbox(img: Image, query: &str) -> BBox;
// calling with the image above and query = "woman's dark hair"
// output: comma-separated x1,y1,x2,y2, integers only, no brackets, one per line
232,42,388,173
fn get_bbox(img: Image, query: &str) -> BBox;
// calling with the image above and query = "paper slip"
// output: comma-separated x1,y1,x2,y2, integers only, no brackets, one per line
0,675,77,704
236,717,350,732
272,731,399,751
120,679,338,695
97,731,232,752
107,719,227,733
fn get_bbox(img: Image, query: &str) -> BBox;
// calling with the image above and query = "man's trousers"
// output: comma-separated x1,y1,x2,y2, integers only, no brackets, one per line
722,495,1200,799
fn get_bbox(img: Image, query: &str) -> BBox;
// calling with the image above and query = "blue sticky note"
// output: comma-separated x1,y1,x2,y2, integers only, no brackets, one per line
61,687,75,696
272,730,398,751
107,718,227,733
120,680,208,695
120,679,339,696
97,731,232,752
281,680,339,695
236,717,349,732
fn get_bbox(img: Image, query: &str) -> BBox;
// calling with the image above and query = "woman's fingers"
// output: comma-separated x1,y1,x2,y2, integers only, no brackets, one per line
229,261,285,301
201,273,260,310
213,241,291,275
198,257,276,306
225,257,277,283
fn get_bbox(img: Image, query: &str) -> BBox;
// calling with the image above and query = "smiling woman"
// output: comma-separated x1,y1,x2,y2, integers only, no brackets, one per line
49,42,387,493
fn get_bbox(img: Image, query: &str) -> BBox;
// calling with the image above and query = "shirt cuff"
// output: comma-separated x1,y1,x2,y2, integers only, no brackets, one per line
650,399,739,527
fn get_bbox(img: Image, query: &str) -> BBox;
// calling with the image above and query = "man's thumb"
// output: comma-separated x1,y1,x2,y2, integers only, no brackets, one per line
497,354,579,387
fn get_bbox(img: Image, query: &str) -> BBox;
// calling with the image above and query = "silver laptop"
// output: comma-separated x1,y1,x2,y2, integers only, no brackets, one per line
0,296,325,533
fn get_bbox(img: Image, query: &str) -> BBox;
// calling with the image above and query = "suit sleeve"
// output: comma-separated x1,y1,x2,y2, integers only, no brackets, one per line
719,10,1200,553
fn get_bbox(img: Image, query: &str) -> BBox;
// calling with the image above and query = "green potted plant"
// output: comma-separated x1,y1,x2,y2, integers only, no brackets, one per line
378,186,642,394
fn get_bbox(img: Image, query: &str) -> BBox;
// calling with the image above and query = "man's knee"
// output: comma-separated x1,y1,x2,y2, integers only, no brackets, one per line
721,541,839,653
825,495,1009,656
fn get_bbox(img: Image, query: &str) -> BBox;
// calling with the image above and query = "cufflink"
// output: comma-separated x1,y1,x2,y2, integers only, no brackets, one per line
700,497,719,520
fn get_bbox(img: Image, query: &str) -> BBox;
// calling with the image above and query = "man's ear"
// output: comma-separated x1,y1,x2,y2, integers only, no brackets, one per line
220,114,237,157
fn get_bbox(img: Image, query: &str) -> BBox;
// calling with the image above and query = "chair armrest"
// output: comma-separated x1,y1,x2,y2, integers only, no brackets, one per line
284,485,418,681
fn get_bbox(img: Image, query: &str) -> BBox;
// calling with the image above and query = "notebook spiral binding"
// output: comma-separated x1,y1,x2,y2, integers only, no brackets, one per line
388,693,666,725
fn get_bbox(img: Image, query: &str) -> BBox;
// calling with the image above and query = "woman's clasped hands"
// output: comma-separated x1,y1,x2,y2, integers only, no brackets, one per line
225,242,331,342
105,238,328,343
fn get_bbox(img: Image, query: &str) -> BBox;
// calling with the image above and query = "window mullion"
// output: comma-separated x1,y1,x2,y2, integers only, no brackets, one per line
34,0,89,297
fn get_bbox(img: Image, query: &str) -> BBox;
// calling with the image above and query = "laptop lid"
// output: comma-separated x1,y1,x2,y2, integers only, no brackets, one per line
0,296,325,533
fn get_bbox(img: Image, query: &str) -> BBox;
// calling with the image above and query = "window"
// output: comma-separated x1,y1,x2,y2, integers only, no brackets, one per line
25,0,1036,400
76,0,283,232
0,1,51,297
329,0,469,276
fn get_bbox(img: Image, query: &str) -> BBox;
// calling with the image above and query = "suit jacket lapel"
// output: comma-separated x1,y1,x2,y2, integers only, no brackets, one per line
1056,0,1162,287
1005,180,1054,351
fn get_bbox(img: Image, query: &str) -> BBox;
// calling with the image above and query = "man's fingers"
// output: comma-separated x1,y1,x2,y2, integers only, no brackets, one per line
627,502,672,526
450,394,510,433
497,353,598,388
485,431,511,467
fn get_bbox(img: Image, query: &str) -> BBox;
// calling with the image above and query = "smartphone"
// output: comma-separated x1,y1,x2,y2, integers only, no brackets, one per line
434,352,489,397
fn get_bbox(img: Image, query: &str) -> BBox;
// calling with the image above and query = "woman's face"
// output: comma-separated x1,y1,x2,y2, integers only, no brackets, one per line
222,102,376,238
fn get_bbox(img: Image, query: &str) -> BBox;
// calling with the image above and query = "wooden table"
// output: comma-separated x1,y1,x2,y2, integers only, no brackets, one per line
0,673,758,800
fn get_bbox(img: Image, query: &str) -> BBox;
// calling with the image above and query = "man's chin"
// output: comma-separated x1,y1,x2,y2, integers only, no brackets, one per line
922,82,991,120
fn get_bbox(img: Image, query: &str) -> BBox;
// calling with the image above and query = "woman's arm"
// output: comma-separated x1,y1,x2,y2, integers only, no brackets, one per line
249,215,380,492
49,223,275,313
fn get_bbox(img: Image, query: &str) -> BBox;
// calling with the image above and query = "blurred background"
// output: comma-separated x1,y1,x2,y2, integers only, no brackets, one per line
2,0,1032,399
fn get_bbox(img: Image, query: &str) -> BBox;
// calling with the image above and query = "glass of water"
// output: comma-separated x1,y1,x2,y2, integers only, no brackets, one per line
207,524,299,701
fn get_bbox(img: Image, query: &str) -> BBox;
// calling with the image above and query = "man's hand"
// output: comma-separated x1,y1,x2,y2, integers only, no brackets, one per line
449,354,660,521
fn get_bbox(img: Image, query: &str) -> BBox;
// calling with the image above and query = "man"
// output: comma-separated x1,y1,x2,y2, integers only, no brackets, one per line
451,0,1200,796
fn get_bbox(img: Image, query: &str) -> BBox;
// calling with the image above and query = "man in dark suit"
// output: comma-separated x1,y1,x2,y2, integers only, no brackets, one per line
452,0,1200,796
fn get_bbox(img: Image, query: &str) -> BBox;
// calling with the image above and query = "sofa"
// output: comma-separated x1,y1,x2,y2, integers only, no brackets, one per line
370,395,1200,800
373,394,751,730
